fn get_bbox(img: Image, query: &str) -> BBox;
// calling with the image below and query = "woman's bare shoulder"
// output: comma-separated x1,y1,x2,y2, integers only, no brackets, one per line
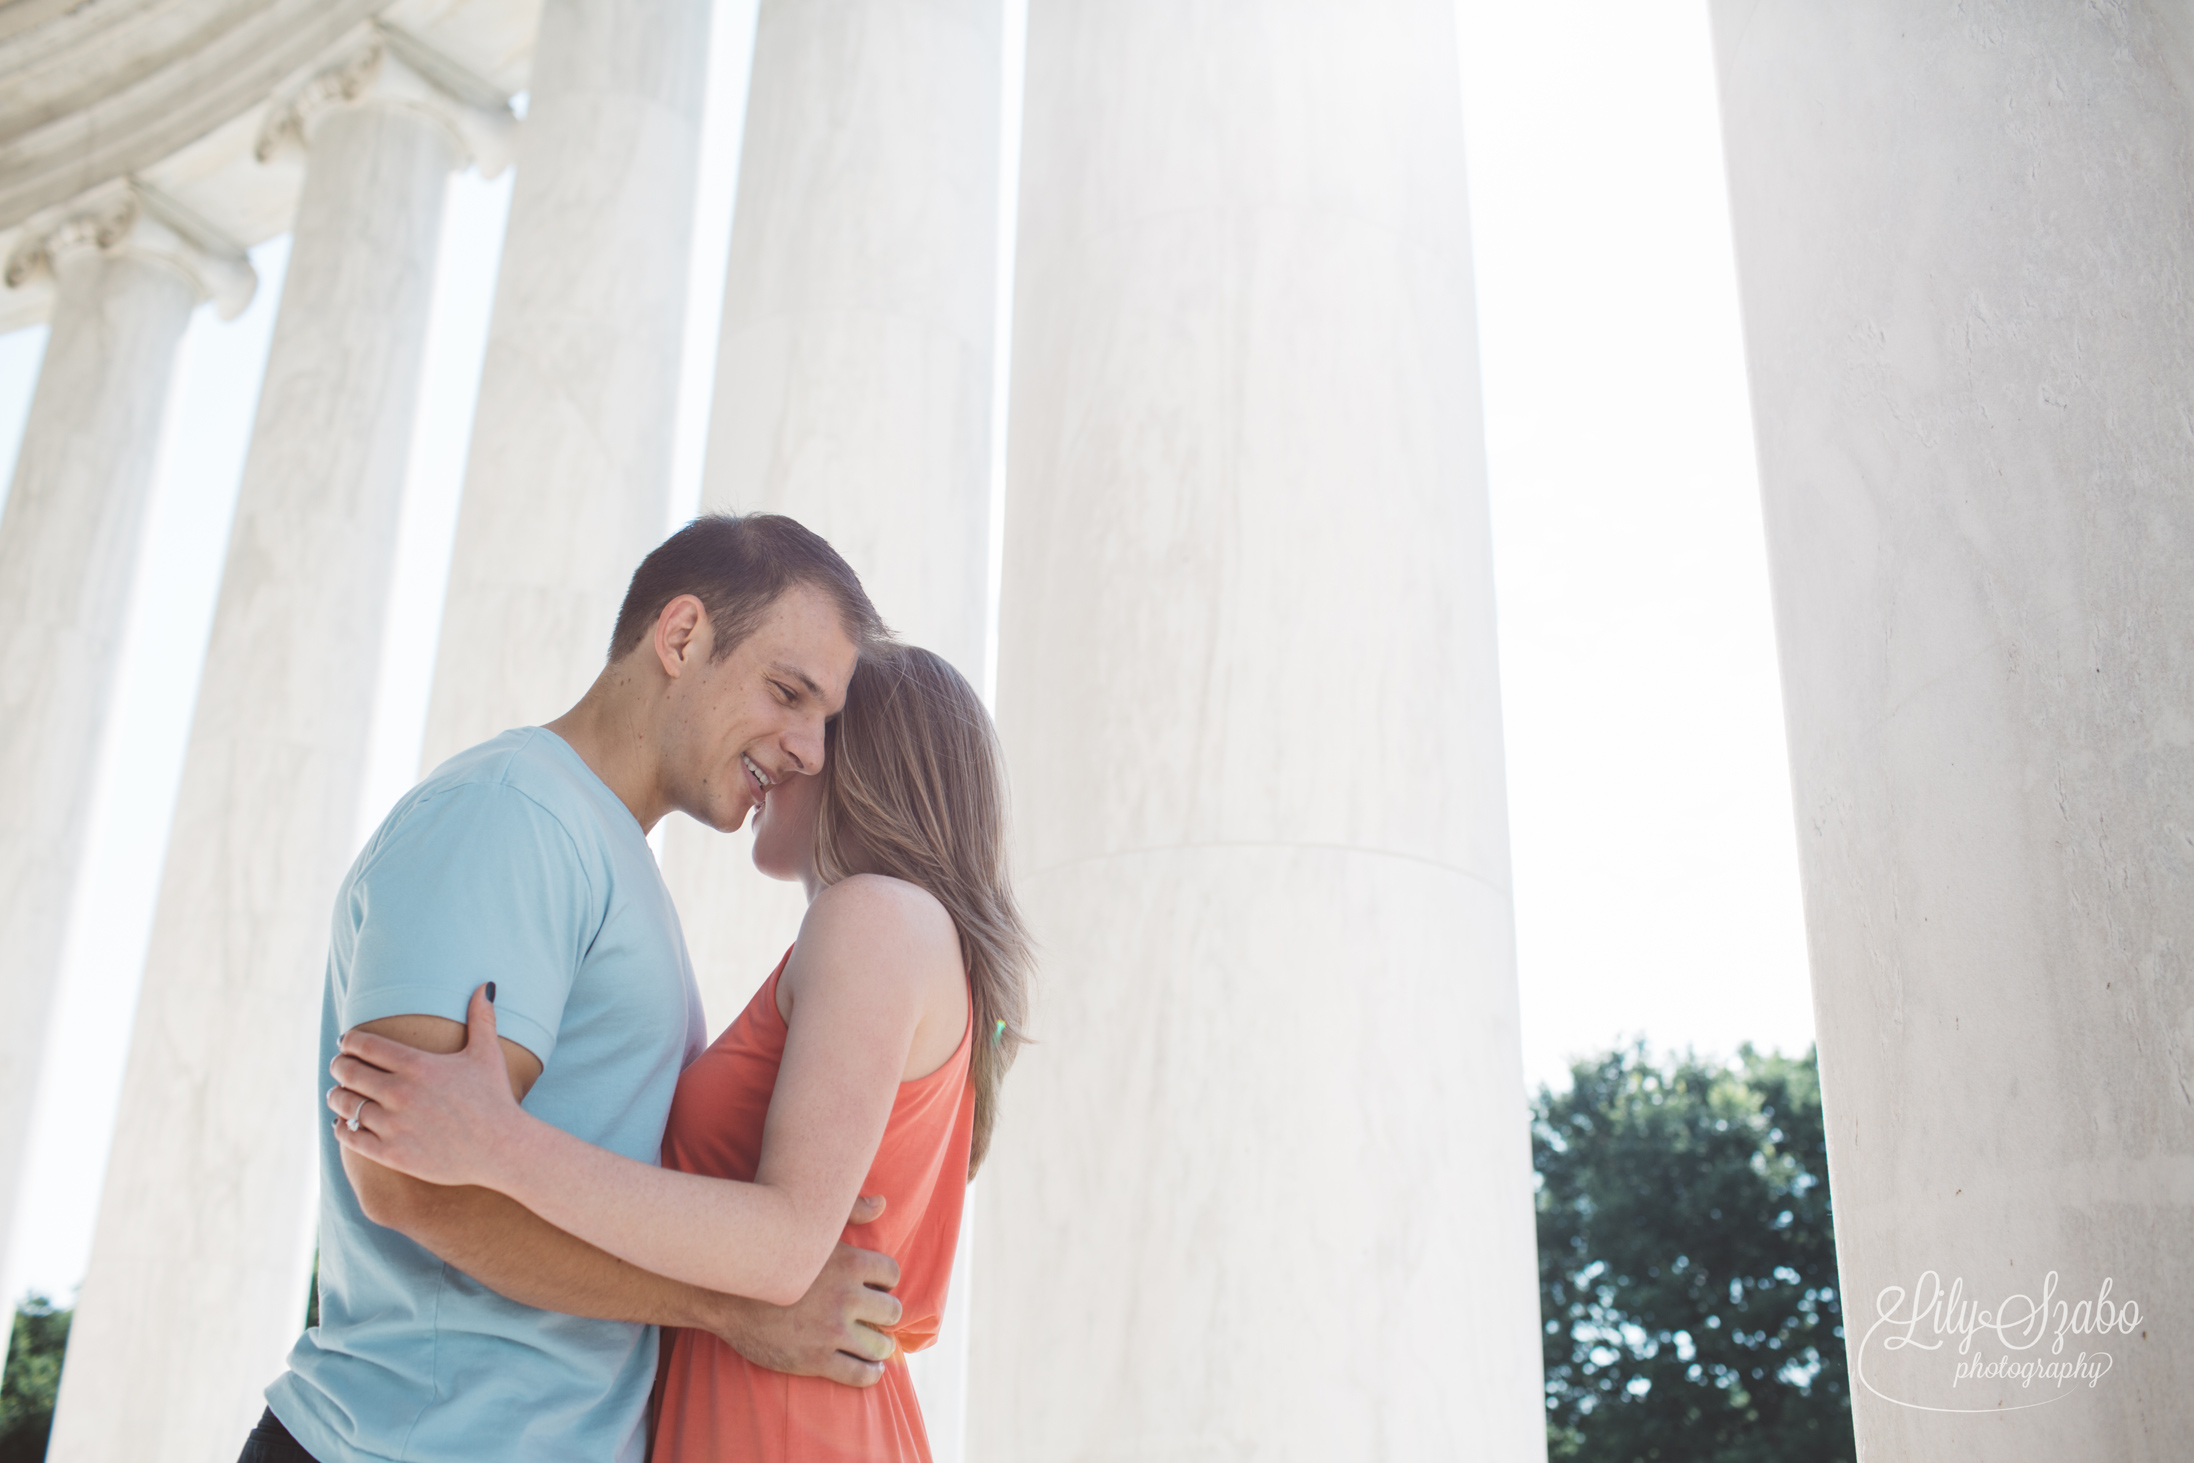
800,874,958,959
788,877,966,1067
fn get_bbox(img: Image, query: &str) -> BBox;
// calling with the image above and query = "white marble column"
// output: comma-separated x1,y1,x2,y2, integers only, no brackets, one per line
1710,5,2194,1458
0,184,251,1295
666,14,999,1443
969,3,1544,1458
906,1187,975,1461
417,0,711,772
664,0,999,1034
46,31,511,1463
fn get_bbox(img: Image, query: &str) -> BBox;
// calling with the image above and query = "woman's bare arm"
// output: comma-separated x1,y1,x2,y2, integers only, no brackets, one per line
338,1012,904,1382
329,876,963,1306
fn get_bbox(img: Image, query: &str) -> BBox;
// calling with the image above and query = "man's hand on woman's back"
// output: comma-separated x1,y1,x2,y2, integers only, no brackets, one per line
709,1202,904,1388
334,1010,899,1388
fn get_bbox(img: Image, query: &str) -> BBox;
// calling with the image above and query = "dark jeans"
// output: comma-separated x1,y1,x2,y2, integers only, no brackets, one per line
238,1408,320,1463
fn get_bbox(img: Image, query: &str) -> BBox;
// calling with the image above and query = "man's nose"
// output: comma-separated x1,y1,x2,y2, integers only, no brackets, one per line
784,712,826,771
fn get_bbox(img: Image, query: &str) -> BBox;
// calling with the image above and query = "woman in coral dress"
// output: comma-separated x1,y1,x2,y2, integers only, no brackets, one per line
332,647,1030,1461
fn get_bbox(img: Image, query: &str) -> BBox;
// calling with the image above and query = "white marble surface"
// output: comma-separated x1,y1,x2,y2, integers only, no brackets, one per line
0,0,542,333
906,1177,975,1462
969,2,1544,1456
0,222,207,1299
0,0,385,232
417,0,712,771
45,76,475,1462
1711,4,2194,1457
661,11,1001,1445
665,0,999,1039
4,182,255,318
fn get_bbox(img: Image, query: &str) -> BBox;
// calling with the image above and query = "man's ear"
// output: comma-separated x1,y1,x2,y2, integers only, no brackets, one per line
653,595,710,679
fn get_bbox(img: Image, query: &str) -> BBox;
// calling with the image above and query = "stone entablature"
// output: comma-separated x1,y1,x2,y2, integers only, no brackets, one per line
0,0,538,332
3,179,255,317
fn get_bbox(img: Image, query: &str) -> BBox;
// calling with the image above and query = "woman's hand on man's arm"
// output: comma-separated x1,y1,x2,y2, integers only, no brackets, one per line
334,899,938,1305
332,1002,903,1385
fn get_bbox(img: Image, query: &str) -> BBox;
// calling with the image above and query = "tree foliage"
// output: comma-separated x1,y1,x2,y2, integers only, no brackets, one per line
1534,1045,1853,1463
0,1294,70,1463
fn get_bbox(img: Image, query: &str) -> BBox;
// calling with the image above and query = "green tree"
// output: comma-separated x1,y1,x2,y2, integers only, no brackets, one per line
0,1293,71,1463
1534,1044,1853,1463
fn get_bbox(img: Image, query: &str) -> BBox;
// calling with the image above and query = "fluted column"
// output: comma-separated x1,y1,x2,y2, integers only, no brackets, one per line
1710,5,2194,1458
663,0,999,1033
418,0,711,771
970,3,1544,1457
0,183,251,1292
47,30,511,1463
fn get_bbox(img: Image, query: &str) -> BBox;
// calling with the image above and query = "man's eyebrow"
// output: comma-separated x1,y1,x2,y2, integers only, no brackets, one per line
767,660,825,699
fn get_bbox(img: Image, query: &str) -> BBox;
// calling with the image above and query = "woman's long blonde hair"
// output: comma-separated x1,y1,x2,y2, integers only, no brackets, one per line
812,646,1032,1177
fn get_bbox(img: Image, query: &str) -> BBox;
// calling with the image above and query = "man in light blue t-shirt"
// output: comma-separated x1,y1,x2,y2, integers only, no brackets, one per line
245,516,896,1463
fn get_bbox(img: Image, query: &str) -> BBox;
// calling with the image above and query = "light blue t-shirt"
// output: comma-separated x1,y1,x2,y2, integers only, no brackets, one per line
269,728,705,1463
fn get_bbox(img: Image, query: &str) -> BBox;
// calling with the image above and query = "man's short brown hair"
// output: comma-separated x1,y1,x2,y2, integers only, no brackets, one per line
608,513,888,664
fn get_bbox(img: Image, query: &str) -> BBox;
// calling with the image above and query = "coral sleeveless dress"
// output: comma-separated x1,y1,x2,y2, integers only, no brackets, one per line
651,949,974,1463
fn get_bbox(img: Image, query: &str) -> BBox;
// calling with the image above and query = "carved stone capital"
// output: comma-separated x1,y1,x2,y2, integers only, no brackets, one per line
255,23,516,178
3,181,257,319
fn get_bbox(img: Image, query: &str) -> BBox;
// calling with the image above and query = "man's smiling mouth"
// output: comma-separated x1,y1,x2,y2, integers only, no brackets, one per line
742,753,774,802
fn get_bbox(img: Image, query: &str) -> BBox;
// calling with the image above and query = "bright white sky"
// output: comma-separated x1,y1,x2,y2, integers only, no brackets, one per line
0,0,1811,1306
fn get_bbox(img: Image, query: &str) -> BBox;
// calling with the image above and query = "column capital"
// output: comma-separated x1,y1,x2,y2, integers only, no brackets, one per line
255,23,517,179
2,180,256,319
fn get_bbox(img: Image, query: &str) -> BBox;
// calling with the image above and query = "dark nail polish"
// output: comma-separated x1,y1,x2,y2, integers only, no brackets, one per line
486,981,497,1004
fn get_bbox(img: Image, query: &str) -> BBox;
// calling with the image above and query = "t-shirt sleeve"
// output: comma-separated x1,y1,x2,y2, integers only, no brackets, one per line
338,781,598,1066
